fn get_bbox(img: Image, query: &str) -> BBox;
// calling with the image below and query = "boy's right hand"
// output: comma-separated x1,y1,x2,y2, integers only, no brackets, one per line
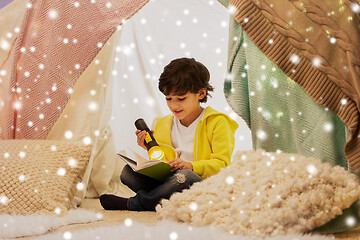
135,129,154,150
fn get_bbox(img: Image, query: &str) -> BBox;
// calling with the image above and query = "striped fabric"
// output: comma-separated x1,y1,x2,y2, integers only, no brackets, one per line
228,0,360,172
0,0,149,140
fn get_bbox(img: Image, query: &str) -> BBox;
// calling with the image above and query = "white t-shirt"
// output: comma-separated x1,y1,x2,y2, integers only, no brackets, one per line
171,108,205,162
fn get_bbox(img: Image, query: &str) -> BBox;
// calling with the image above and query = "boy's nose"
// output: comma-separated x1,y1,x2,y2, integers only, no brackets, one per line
170,102,179,109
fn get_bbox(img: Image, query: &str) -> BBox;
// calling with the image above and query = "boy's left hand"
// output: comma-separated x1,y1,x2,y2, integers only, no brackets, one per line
168,158,193,172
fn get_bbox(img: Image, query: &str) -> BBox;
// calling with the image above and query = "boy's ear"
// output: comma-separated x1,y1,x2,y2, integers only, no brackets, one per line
198,88,206,99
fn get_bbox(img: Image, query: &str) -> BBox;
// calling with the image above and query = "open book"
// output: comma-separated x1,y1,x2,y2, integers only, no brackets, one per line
117,148,172,181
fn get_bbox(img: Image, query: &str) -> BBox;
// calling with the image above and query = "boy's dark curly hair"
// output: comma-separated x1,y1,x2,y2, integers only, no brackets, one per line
158,58,214,103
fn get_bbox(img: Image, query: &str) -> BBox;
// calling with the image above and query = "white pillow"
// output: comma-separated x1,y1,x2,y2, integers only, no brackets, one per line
156,150,360,236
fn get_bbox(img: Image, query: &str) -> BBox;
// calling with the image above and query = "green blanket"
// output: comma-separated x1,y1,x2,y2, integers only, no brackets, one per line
223,9,348,169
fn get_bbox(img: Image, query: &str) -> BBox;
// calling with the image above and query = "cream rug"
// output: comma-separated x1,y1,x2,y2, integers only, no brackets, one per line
0,208,101,239
36,220,332,240
1,198,359,239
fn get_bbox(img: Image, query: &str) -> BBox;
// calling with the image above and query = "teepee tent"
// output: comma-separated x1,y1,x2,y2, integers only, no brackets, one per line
0,0,253,202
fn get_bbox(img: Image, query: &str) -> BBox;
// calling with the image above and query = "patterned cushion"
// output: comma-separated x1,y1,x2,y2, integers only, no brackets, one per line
0,140,92,215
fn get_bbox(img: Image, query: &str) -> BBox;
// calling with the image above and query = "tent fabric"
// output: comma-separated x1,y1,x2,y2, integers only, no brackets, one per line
46,31,134,200
225,0,360,172
0,0,149,140
223,21,348,168
0,0,147,200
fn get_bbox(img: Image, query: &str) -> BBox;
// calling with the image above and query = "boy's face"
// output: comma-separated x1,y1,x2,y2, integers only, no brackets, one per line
165,89,206,127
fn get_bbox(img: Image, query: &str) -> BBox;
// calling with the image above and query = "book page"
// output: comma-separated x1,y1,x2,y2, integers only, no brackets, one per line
126,147,164,170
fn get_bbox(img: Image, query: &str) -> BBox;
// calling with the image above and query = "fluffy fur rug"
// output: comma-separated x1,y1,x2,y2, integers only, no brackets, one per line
37,220,333,240
0,209,101,239
157,150,360,237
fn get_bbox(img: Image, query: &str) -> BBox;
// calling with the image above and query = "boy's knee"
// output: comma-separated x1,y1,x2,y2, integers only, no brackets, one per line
173,169,202,185
120,165,132,184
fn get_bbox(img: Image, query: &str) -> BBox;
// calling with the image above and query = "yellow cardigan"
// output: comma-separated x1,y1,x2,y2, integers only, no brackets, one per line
153,107,239,179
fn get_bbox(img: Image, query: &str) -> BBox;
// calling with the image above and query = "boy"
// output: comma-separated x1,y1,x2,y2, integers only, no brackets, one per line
100,57,238,211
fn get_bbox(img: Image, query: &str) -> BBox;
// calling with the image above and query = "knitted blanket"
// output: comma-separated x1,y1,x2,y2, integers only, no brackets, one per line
223,0,360,172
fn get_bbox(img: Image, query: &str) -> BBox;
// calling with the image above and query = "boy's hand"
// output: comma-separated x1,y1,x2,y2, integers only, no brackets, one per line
135,129,154,150
168,158,193,172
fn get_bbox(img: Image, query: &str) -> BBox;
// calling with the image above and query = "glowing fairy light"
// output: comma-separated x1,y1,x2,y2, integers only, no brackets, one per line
68,158,77,167
350,3,360,13
48,10,58,19
76,182,85,190
268,39,274,44
106,2,112,8
63,38,69,44
124,218,132,227
19,151,26,158
57,168,66,176
290,54,300,64
19,175,25,181
74,1,79,7
307,164,318,175
146,97,155,107
346,216,356,226
324,122,333,132
64,130,73,139
0,38,10,50
63,231,72,240
169,232,178,240
28,121,33,127
226,176,234,184
51,145,57,151
83,136,91,145
221,21,227,28
243,18,249,23
176,20,182,26
89,102,98,111
341,98,347,105
257,130,267,140
330,37,336,44
0,195,9,205
190,202,198,210
312,57,321,67
228,5,236,14
55,208,61,214
13,101,21,110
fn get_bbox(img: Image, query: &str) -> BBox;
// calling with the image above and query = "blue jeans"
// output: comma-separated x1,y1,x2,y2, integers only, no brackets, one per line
120,164,202,211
